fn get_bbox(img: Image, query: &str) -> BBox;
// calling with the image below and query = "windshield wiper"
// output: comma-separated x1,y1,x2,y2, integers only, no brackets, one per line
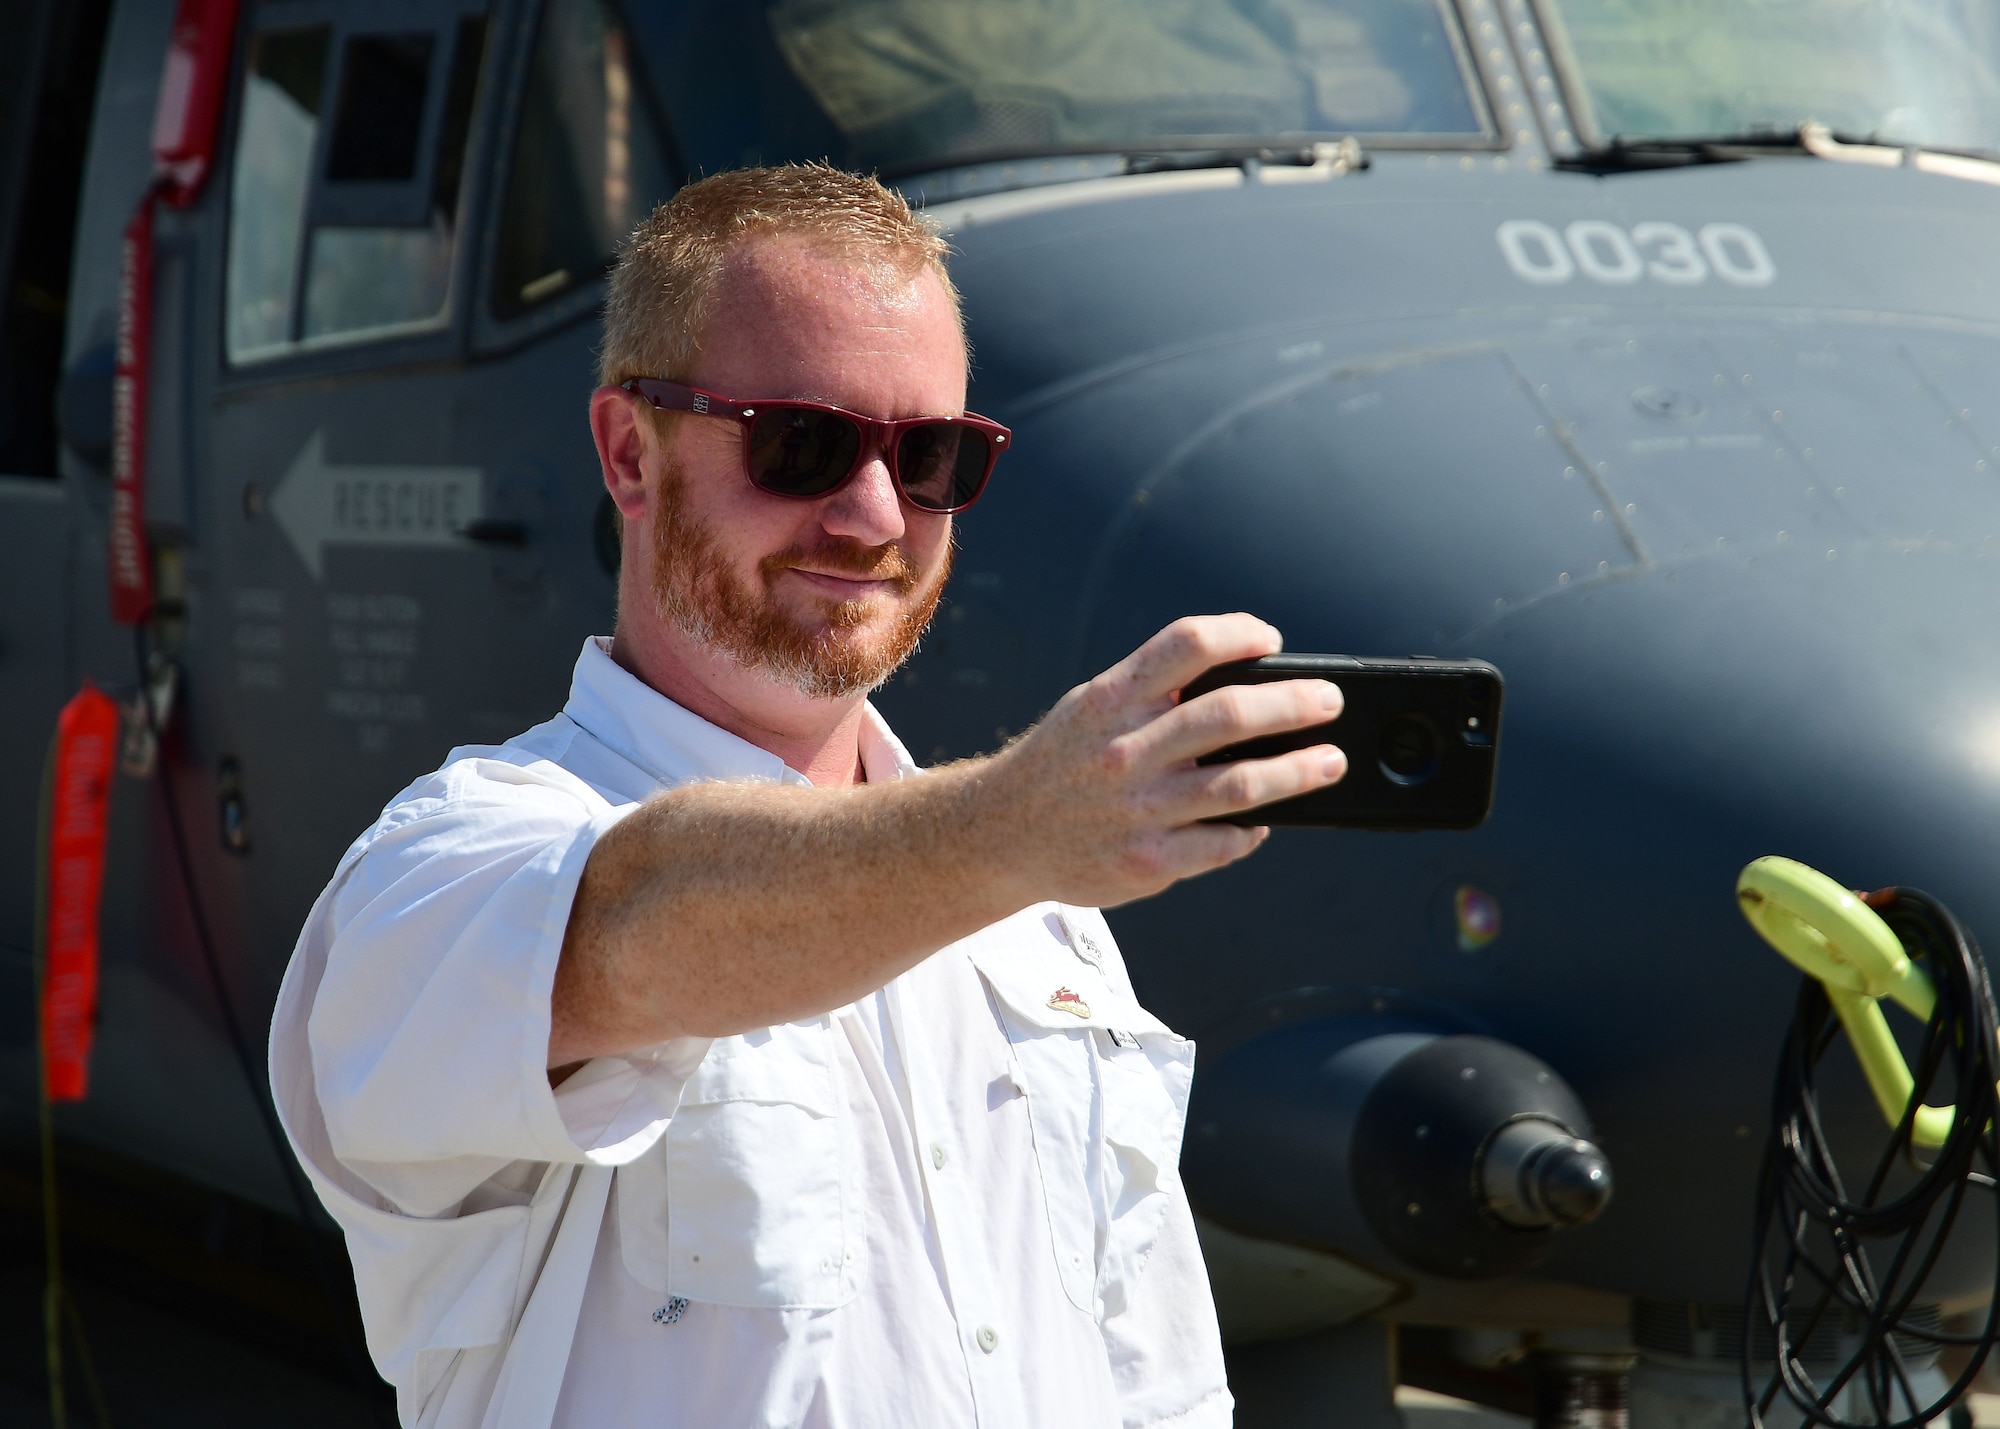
1124,138,1369,176
883,137,1369,193
1796,122,2000,185
1559,123,2000,178
1555,129,1812,175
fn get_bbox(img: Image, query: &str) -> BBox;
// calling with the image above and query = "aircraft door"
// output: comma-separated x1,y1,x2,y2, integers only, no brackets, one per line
197,0,505,1009
204,0,673,993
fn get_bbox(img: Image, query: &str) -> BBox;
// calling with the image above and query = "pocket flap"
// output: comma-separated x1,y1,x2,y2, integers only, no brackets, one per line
966,918,1173,1040
680,1018,837,1116
624,1018,858,1310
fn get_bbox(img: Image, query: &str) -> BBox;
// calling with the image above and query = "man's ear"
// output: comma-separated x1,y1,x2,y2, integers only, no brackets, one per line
591,386,653,521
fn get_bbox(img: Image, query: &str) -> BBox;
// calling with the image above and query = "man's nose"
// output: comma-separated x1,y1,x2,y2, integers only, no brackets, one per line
819,448,906,545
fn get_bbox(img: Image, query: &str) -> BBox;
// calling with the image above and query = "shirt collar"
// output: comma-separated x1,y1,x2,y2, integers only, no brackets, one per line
564,637,917,789
858,703,919,784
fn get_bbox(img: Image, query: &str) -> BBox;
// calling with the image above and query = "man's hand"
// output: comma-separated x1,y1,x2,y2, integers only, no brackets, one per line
979,614,1345,908
551,614,1345,1063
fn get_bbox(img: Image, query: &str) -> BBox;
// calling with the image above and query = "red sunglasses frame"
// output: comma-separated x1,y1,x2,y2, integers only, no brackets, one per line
620,377,1011,515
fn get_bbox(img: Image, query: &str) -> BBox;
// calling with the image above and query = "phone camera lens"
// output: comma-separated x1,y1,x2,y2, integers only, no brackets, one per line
1379,714,1438,785
1461,678,1496,748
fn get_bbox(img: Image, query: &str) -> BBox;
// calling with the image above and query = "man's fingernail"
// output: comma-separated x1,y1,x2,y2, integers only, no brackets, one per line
1318,683,1343,712
1322,747,1346,778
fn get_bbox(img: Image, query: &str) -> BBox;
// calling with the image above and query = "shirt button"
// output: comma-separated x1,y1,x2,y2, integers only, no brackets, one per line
930,1142,948,1169
976,1324,999,1354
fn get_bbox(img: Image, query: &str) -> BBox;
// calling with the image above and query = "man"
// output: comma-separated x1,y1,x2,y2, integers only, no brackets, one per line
270,163,1347,1429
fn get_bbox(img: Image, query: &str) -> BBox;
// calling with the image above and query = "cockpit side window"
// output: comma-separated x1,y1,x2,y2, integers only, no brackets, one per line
227,27,327,361
324,34,435,187
491,0,679,320
224,4,489,366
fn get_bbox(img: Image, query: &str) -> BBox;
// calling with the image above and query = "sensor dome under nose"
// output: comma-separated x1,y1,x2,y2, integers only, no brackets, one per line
1350,1035,1612,1277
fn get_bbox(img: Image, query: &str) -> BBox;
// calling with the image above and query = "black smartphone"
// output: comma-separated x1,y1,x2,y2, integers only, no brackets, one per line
1180,655,1503,830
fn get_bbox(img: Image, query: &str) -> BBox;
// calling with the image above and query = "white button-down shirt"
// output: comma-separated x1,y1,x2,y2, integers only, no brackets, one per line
269,638,1231,1429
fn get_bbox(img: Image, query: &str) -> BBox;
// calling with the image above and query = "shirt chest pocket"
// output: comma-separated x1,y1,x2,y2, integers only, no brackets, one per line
1092,1027,1194,1318
619,1018,858,1310
967,943,1194,1319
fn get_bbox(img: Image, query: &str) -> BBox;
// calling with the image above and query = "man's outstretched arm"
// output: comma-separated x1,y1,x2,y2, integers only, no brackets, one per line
548,613,1346,1067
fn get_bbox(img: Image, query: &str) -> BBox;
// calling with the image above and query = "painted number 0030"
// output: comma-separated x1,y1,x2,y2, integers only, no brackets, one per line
1496,219,1775,287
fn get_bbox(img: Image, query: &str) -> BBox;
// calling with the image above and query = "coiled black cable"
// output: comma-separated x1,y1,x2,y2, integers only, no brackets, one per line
1745,887,2000,1429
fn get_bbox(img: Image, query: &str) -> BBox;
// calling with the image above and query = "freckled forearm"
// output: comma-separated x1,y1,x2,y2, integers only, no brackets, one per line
548,759,1033,1063
548,615,1343,1067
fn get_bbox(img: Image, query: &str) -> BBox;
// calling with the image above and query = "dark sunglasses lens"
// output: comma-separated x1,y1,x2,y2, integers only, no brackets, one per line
747,408,860,496
895,423,990,511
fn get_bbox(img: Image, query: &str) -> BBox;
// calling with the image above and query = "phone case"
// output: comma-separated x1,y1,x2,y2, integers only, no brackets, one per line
1180,655,1502,830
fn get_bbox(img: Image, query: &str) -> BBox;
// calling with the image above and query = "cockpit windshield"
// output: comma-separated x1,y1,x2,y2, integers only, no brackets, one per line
638,0,1489,181
1546,0,2000,155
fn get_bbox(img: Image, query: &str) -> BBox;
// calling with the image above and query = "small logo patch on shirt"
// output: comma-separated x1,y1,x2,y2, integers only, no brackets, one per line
653,1297,689,1326
1048,987,1091,1018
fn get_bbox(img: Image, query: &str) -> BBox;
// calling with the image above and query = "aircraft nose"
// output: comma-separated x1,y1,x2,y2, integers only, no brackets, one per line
1099,532,2000,1302
1045,340,2000,1304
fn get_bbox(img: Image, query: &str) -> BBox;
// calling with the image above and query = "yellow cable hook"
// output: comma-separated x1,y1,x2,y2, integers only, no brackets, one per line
1737,856,1955,1148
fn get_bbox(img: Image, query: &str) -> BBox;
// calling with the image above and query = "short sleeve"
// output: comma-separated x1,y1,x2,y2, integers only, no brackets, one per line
549,1033,711,1156
307,761,708,1217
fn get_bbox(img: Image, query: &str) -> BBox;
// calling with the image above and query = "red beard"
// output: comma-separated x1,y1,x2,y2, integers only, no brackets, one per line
649,462,951,699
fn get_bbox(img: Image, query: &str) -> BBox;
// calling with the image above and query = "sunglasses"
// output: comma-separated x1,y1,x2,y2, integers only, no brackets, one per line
621,377,1011,515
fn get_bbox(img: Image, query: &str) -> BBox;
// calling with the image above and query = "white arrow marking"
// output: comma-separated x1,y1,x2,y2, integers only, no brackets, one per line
269,430,484,580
